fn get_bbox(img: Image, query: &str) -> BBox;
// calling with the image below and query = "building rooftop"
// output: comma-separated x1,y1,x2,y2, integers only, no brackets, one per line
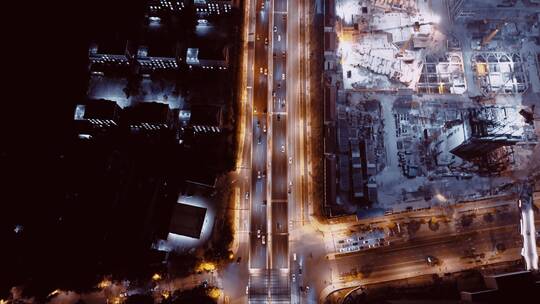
80,99,121,120
89,33,129,56
169,202,207,239
123,102,171,125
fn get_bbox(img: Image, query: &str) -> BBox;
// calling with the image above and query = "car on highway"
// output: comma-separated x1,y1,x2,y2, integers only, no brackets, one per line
282,73,286,80
289,156,292,164
264,68,268,75
277,34,281,42
262,235,266,245
257,229,261,238
281,145,285,153
274,25,277,32
245,285,249,294
236,256,242,264
259,67,263,74
282,50,286,58
257,171,261,179
426,256,439,266
245,192,249,200
292,273,296,282
264,37,268,45
263,124,267,133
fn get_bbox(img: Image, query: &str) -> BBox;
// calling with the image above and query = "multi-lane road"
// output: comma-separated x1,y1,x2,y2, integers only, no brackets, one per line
245,0,307,303
247,0,271,301
243,0,293,302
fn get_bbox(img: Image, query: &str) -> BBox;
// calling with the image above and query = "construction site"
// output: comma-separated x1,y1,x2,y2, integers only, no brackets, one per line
323,0,540,216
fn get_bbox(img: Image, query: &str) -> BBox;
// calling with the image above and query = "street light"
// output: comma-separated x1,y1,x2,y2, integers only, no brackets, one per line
152,273,162,281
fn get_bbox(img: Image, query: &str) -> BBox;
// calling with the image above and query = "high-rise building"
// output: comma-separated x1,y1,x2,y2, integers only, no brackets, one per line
136,43,181,72
123,102,175,134
185,45,229,69
449,106,526,160
194,0,233,16
74,99,122,137
88,37,134,72
147,0,188,14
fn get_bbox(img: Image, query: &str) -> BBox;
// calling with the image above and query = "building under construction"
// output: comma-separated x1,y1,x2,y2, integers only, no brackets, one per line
445,106,529,173
323,0,540,216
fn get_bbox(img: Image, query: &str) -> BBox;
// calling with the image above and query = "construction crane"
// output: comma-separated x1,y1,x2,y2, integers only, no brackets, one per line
481,20,508,47
361,21,435,34
395,34,415,63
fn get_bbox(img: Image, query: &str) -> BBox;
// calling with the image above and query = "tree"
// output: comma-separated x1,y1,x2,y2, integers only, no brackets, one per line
125,293,154,304
165,286,216,304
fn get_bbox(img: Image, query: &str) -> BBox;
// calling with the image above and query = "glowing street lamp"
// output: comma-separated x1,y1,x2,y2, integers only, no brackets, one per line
197,262,217,272
98,278,112,289
208,287,221,299
152,273,162,281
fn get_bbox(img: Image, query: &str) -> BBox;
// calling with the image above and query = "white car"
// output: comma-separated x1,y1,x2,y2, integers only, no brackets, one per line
289,157,292,164
259,67,263,74
277,34,281,42
257,171,261,179
281,145,285,153
246,285,249,294
262,235,266,245
245,192,249,200
257,229,261,238
282,73,286,80
264,68,268,75
292,273,296,282
274,25,277,32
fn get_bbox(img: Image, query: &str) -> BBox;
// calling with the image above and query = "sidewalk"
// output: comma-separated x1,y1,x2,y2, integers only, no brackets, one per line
319,247,522,303
308,193,517,235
